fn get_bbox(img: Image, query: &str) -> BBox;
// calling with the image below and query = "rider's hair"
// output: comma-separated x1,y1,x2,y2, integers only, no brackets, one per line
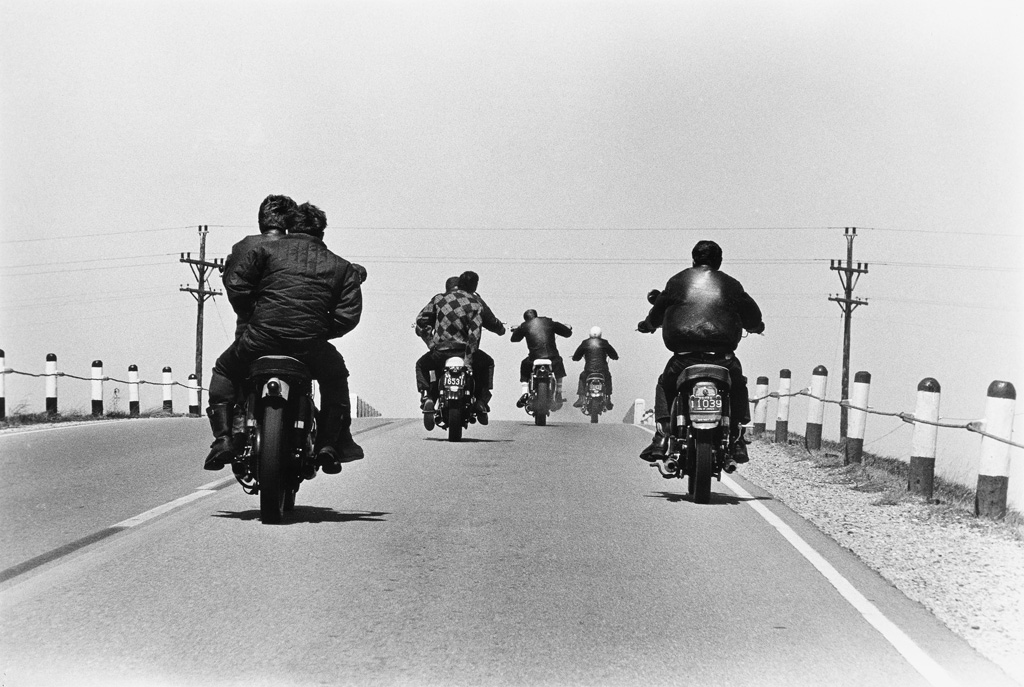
692,240,723,270
523,309,538,321
258,194,298,234
294,202,327,237
458,270,479,292
444,276,460,292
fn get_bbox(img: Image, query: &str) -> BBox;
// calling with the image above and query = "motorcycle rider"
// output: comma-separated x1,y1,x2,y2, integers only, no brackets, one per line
222,194,293,339
415,270,505,425
571,326,619,410
204,201,364,475
414,275,460,403
638,239,764,466
511,310,573,410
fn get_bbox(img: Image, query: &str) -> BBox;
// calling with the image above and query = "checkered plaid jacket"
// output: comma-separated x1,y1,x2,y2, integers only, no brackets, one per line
416,289,504,355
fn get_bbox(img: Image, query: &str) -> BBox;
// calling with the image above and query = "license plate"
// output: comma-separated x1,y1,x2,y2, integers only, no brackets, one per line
689,394,722,412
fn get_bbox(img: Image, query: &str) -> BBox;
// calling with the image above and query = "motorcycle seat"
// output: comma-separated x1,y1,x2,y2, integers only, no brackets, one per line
248,355,312,383
533,358,552,367
677,364,731,389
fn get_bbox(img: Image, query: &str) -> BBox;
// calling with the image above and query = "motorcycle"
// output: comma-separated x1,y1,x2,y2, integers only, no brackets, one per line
524,358,556,426
582,373,607,424
657,361,735,504
425,353,478,442
231,355,320,524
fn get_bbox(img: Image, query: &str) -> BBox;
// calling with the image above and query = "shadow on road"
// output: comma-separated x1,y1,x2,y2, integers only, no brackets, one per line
212,507,390,524
421,437,514,443
645,490,770,506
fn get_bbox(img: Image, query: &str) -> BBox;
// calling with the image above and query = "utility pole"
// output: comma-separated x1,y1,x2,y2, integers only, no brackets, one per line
828,227,869,441
180,225,223,411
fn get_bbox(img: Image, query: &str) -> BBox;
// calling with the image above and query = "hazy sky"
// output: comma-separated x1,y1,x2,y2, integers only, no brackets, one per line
1,0,1021,493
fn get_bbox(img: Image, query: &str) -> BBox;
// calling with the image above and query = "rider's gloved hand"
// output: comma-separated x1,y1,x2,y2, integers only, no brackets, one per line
646,289,661,305
637,320,654,334
748,322,765,335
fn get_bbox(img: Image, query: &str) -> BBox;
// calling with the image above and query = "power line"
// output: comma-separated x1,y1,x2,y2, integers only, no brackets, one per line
0,253,178,270
0,226,195,244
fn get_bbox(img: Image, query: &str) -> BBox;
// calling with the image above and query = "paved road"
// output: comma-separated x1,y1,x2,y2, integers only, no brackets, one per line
0,417,1016,687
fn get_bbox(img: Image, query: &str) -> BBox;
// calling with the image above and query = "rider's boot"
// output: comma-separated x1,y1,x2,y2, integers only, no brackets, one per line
516,382,529,408
336,428,365,463
475,390,491,426
421,390,435,431
731,426,750,464
640,421,669,462
316,446,343,474
230,403,247,454
573,394,585,408
204,403,236,470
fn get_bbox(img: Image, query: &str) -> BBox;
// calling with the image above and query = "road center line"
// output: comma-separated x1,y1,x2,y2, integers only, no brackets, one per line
634,425,958,687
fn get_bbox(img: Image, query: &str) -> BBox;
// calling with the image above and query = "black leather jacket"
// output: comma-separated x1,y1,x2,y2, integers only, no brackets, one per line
571,338,619,373
510,316,572,359
642,265,762,353
225,233,362,351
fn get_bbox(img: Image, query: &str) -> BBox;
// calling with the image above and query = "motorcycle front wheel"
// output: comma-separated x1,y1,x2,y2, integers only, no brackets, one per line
448,406,463,442
258,403,288,524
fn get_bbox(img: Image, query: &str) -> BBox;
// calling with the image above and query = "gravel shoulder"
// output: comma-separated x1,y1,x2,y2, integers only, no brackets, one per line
740,437,1024,686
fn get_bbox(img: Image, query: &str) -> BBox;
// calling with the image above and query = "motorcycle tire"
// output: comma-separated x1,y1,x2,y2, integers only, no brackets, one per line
284,488,296,512
448,406,463,442
693,437,714,505
534,381,550,426
258,402,288,524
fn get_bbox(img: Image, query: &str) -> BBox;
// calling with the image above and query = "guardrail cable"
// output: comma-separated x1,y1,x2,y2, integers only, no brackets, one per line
750,387,1024,450
1,367,208,391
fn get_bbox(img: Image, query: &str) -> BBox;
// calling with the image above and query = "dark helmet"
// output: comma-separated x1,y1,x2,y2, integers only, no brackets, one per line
523,309,537,321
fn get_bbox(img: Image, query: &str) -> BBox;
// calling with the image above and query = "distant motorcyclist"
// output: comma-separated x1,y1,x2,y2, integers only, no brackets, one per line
571,326,619,410
414,275,460,400
415,271,505,423
638,240,764,465
511,310,573,410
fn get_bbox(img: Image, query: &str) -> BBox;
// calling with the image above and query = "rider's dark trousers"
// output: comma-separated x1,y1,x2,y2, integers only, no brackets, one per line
577,368,612,396
209,338,351,451
519,355,566,382
654,352,749,435
416,348,494,404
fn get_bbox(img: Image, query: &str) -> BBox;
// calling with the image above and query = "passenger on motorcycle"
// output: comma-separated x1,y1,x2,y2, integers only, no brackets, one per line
511,310,573,410
637,240,764,464
413,275,460,400
204,201,365,475
415,270,505,423
571,326,619,410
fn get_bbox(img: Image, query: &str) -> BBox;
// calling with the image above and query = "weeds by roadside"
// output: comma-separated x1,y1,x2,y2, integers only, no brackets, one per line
0,409,196,430
759,431,1024,537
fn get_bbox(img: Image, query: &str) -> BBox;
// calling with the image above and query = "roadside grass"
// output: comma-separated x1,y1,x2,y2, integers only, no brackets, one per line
1,407,196,430
762,431,1024,537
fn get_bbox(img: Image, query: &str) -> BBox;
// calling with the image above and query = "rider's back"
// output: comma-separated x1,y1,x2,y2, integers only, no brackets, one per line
228,233,355,350
513,316,569,359
657,265,761,353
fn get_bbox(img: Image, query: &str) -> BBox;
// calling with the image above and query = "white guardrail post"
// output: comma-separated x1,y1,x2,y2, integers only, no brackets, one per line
188,374,200,416
845,370,871,464
128,365,141,417
752,376,769,438
162,366,173,412
908,378,941,497
0,348,6,420
976,380,1016,519
45,353,58,416
774,369,792,443
805,365,828,450
91,360,104,416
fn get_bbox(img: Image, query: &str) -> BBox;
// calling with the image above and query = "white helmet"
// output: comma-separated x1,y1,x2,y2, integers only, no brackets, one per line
589,326,602,339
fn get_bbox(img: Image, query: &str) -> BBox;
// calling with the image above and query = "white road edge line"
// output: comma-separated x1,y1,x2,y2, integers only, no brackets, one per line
113,489,215,529
635,425,958,687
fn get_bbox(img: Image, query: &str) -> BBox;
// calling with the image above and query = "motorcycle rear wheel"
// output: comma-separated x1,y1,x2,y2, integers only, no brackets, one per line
258,403,288,524
534,381,549,426
693,437,714,504
448,406,463,442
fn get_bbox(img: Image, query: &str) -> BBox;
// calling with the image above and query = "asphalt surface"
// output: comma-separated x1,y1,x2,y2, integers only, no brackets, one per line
0,416,1016,687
